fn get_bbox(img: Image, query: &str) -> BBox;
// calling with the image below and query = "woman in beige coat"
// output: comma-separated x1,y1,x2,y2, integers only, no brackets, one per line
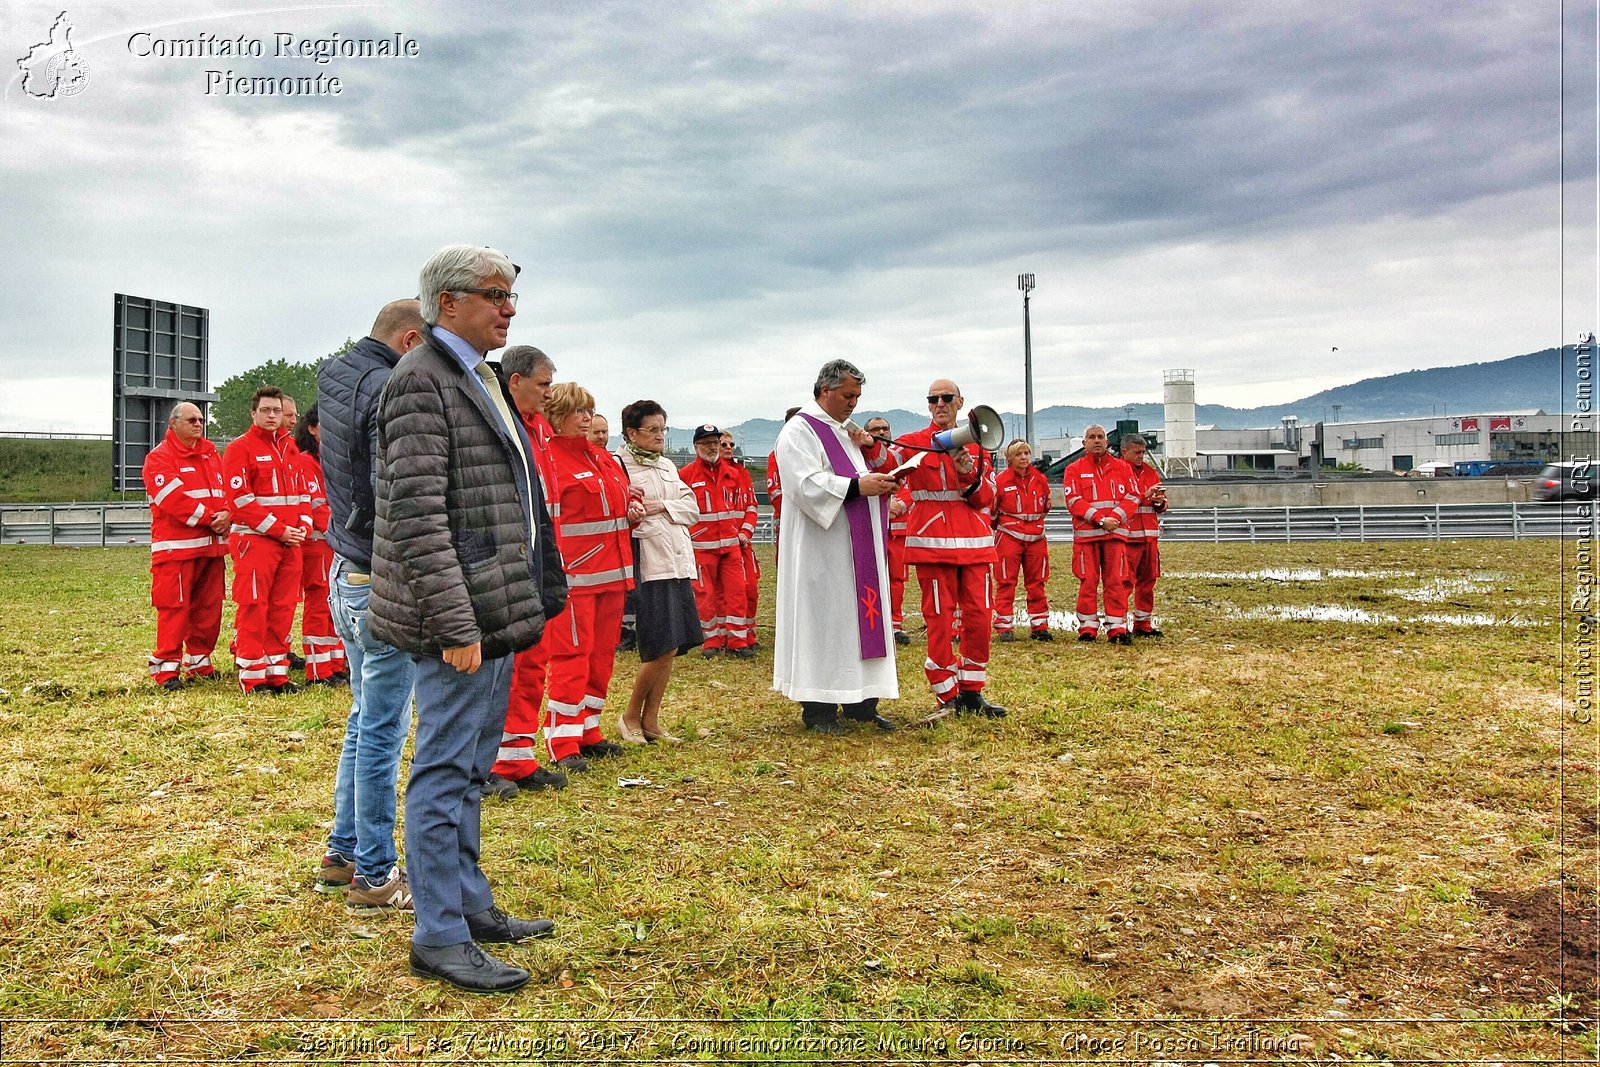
615,400,702,743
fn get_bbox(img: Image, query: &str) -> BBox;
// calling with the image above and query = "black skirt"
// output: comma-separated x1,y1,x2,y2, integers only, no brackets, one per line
635,577,703,661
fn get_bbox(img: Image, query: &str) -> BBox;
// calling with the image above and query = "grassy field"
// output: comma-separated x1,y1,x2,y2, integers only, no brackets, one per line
0,540,1593,1064
0,438,126,504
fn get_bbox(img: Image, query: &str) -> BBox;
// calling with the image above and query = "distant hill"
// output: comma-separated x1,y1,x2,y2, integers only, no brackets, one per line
709,345,1583,458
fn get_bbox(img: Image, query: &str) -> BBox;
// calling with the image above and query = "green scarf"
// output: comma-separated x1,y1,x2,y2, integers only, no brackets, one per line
625,440,661,465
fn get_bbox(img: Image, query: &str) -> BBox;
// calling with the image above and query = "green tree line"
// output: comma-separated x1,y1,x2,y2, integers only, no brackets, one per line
210,340,354,438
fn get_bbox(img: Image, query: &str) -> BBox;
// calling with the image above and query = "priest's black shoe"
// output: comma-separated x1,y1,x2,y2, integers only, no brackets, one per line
807,720,848,736
466,905,555,944
956,690,1008,718
868,714,896,732
410,941,530,993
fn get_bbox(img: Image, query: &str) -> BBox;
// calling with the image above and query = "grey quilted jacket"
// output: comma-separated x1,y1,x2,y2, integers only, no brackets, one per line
368,329,566,659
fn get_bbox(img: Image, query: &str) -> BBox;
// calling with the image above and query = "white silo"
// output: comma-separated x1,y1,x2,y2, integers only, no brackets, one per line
1163,369,1197,477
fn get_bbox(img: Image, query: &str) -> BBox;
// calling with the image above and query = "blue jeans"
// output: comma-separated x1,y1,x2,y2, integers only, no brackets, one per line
408,651,513,948
326,553,416,881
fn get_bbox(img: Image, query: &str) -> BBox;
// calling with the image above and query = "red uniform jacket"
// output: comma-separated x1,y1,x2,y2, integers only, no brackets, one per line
295,451,332,540
223,424,310,542
1124,460,1167,540
765,451,782,523
144,428,228,561
995,464,1052,543
1062,452,1138,542
890,424,997,565
520,411,563,556
548,434,635,595
678,457,754,552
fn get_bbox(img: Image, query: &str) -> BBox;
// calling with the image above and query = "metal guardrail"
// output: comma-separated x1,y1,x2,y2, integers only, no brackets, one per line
3,501,1594,547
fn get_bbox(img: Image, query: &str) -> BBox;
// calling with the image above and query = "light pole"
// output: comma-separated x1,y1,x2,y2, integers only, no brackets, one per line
1018,273,1035,449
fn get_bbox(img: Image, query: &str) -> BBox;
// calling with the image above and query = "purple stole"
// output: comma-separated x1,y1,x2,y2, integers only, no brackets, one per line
797,412,889,660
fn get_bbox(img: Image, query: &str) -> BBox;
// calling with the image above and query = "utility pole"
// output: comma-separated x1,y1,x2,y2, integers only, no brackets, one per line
1018,273,1035,449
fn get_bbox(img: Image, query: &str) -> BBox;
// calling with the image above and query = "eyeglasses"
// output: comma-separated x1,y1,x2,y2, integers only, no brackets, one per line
927,393,956,405
634,425,666,435
179,417,205,424
458,287,518,308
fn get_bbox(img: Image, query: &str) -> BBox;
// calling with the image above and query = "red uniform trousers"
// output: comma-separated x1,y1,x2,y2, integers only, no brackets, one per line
887,534,908,634
231,537,302,691
298,539,347,681
1071,537,1129,638
150,555,226,682
916,562,992,704
493,627,555,781
543,589,625,761
1123,537,1161,632
692,546,751,650
994,535,1051,635
740,542,760,645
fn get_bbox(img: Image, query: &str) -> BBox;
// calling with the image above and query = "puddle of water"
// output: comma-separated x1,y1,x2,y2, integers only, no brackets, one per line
1169,568,1416,582
1229,605,1536,627
1388,577,1494,603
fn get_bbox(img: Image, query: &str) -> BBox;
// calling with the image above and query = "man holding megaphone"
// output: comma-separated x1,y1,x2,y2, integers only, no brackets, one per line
888,379,1007,718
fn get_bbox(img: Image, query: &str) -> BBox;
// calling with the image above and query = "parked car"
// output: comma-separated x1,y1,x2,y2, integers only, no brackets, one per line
1534,462,1596,502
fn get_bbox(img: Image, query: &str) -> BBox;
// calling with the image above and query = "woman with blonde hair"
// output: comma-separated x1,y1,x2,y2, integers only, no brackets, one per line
540,383,642,768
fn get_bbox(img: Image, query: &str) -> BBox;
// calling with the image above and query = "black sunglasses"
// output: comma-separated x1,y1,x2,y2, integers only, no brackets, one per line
926,393,956,405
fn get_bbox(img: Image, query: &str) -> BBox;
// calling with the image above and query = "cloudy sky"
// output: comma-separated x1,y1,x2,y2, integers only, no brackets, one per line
1,0,1594,435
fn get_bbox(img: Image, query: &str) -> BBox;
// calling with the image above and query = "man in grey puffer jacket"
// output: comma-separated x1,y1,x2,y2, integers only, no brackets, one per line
371,244,567,994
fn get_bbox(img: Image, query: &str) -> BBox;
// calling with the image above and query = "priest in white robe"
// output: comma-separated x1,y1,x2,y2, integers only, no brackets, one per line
772,359,903,735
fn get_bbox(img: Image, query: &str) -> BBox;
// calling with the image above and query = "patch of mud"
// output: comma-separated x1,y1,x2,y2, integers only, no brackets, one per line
1414,883,1599,1017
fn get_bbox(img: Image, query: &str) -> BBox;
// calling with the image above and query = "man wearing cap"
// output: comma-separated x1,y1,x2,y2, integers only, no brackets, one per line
679,424,754,658
720,431,762,650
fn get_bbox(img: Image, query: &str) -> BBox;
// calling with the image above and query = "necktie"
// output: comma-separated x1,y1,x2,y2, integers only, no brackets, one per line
473,361,531,472
472,361,539,543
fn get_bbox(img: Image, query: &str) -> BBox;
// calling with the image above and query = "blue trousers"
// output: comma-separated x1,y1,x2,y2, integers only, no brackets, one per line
407,650,515,948
326,554,416,881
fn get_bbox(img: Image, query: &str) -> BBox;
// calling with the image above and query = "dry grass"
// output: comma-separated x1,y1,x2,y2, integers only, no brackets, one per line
0,539,1593,1063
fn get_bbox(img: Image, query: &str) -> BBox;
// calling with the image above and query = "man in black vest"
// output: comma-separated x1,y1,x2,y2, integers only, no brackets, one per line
313,299,425,914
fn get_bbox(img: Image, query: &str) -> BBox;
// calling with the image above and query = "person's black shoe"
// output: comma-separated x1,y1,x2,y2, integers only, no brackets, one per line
995,630,1017,643
868,714,896,732
287,652,307,671
893,630,910,646
466,905,555,944
728,646,756,660
807,720,848,736
1134,628,1163,638
701,647,722,660
410,941,530,993
956,690,1008,718
554,754,591,773
580,740,625,759
482,773,521,800
276,681,303,695
1110,632,1134,646
523,766,568,791
1077,632,1096,642
160,677,184,692
1030,629,1054,643
617,634,637,653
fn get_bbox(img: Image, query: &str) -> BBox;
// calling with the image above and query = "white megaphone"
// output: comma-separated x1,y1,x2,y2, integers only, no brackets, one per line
931,404,1005,451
